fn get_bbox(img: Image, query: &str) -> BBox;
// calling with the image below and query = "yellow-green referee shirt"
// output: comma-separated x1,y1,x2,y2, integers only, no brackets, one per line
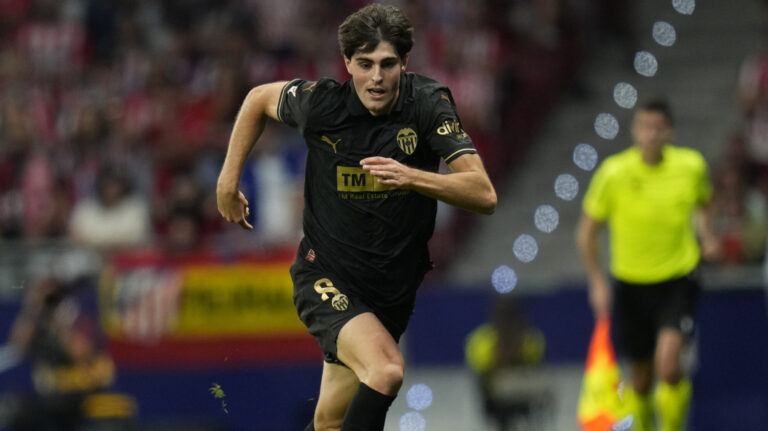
583,145,712,284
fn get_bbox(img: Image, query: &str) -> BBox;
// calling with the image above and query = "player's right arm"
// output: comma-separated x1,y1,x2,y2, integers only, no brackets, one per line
576,212,611,319
216,81,288,230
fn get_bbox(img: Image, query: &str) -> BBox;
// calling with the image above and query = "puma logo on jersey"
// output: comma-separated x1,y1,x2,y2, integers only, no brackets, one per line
303,82,318,93
321,135,341,153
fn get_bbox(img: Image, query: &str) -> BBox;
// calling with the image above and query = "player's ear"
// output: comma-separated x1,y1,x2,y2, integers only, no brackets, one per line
344,56,353,74
401,54,409,71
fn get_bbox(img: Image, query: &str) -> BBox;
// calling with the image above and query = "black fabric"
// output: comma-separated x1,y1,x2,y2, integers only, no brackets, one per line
304,419,315,431
291,255,416,365
341,383,396,431
278,73,475,308
613,271,701,360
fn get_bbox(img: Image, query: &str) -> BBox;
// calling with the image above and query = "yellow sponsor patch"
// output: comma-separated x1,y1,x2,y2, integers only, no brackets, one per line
336,166,396,192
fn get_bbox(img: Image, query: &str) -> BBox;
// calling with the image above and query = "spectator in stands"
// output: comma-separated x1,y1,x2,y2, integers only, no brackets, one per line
0,0,596,264
69,168,151,250
738,42,768,179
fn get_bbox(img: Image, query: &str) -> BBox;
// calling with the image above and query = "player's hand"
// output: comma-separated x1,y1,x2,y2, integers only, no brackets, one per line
360,156,413,188
216,188,253,230
700,234,721,262
588,275,611,320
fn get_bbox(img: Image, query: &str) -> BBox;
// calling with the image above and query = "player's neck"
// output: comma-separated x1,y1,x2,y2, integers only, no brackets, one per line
641,148,663,165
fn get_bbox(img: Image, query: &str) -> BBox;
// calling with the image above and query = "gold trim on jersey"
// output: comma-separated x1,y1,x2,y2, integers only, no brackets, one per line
444,148,476,163
337,166,396,192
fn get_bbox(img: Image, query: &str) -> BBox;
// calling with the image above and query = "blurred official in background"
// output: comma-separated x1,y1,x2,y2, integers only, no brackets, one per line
577,99,719,431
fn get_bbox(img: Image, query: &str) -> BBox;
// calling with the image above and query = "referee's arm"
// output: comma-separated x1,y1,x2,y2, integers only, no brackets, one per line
695,202,721,261
217,81,288,229
360,153,497,214
576,212,611,319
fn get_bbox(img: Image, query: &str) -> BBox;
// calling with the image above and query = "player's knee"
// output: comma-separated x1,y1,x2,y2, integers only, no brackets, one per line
655,348,682,384
367,361,404,395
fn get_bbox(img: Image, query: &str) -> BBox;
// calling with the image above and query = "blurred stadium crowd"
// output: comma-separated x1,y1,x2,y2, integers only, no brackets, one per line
715,36,768,266
0,0,634,262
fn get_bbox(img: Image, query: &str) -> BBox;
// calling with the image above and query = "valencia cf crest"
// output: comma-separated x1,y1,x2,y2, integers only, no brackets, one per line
314,278,350,311
396,128,418,155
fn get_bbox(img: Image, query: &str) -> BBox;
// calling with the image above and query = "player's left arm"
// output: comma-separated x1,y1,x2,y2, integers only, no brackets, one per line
360,153,497,214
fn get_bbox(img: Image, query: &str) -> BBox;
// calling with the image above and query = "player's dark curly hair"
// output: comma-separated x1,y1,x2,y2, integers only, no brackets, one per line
338,3,413,60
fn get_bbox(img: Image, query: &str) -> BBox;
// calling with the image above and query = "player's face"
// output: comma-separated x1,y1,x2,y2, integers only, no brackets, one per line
631,110,672,156
345,41,407,116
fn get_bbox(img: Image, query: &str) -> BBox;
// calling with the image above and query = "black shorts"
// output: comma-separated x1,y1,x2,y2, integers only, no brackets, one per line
613,271,701,361
290,258,416,366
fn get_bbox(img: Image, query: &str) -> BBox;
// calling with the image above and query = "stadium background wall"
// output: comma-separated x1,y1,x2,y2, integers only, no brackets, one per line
0,283,765,431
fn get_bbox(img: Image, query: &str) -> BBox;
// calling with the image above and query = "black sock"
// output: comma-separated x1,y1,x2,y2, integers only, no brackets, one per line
341,383,396,431
304,419,315,431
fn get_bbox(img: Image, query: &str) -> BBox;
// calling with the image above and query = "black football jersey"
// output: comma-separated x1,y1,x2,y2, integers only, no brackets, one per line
278,72,476,306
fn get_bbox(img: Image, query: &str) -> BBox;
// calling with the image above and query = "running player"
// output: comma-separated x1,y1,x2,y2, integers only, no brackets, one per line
216,4,497,430
576,99,719,431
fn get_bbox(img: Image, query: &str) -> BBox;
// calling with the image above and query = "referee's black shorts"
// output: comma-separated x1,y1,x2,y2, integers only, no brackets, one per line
290,257,416,366
613,270,701,361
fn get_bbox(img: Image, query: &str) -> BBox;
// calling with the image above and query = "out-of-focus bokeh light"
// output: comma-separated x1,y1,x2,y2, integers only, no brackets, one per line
573,143,599,171
534,205,559,233
613,82,638,109
554,174,579,201
653,21,677,47
612,415,635,431
594,113,620,139
513,234,538,263
406,383,434,411
399,412,426,431
491,265,518,293
634,51,659,77
673,0,696,15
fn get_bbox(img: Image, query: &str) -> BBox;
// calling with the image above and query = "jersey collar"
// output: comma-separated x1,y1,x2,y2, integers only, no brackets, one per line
346,73,409,117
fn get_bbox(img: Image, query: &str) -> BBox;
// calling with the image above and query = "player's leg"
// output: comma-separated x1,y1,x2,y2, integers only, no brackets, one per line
613,279,656,431
336,312,404,431
654,328,683,384
653,328,691,431
308,362,360,431
625,360,654,431
652,274,699,431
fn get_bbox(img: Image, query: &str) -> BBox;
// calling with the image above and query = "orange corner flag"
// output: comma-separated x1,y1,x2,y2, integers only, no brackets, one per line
577,317,629,431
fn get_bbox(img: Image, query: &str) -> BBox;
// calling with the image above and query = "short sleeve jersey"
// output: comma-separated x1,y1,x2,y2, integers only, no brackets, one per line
583,145,712,283
278,72,477,306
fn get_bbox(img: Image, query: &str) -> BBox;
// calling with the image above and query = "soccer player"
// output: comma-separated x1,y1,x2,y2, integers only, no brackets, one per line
576,100,719,431
216,4,497,431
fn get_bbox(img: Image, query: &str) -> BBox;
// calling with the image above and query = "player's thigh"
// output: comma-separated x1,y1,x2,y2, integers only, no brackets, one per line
314,362,359,428
613,279,656,361
336,312,404,381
